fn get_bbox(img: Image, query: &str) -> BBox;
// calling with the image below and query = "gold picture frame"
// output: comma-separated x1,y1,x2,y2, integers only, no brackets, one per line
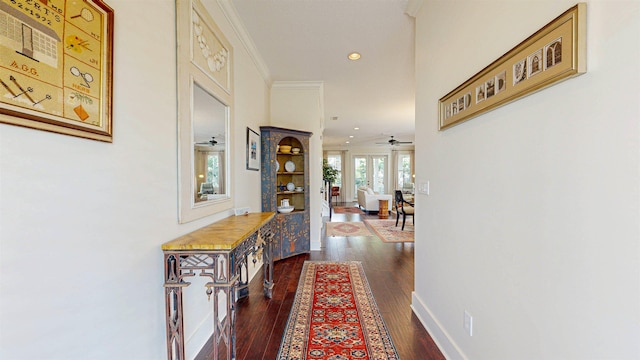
0,0,114,142
439,3,586,131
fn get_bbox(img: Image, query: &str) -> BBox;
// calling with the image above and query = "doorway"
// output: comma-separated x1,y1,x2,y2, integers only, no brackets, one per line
353,155,388,197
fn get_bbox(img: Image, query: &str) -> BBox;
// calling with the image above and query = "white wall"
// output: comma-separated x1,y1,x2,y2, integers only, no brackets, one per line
412,1,640,359
0,1,269,359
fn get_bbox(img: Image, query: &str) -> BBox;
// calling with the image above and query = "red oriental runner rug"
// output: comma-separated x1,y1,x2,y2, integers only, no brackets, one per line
278,261,399,360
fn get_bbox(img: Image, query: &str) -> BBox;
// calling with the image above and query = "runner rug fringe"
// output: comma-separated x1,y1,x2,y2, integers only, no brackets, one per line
278,261,400,359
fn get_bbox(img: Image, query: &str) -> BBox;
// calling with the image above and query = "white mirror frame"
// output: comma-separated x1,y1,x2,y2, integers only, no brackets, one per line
177,0,234,223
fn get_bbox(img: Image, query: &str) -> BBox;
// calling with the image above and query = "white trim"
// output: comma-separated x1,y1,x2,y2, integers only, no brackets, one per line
217,0,271,84
411,291,468,360
310,240,322,251
185,311,213,360
271,81,324,90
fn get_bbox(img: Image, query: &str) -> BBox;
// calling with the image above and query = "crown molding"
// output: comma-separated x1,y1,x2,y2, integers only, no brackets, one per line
271,81,324,90
217,0,272,85
405,0,424,17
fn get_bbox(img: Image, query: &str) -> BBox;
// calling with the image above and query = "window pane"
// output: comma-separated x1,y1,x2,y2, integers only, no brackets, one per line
372,156,386,194
354,156,367,194
327,154,342,186
397,154,413,193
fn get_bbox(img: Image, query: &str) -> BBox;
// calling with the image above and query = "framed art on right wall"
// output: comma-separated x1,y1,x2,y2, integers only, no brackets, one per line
438,3,586,130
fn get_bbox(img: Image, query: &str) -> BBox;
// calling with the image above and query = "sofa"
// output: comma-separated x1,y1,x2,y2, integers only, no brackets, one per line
357,187,392,214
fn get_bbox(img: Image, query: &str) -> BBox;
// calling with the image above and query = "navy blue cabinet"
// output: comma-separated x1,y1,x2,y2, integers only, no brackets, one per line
260,127,312,261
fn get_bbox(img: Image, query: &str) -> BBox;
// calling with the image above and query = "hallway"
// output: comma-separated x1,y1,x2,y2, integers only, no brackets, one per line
196,208,445,359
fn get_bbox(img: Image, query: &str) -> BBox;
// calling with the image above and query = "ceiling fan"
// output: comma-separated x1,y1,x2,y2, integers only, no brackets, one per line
195,136,224,147
376,136,412,146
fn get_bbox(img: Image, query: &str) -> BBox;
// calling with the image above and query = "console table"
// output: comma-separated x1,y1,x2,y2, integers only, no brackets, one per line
161,212,276,360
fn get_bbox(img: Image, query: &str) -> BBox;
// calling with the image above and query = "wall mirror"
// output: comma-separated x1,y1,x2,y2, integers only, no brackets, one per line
193,82,228,203
177,0,234,223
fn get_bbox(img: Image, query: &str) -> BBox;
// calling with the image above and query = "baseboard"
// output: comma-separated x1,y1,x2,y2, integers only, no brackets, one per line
311,240,322,251
411,292,467,360
186,311,213,360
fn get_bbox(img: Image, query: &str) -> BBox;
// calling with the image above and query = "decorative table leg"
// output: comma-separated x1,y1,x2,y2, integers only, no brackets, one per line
164,254,189,360
209,277,238,360
236,252,250,299
263,223,274,298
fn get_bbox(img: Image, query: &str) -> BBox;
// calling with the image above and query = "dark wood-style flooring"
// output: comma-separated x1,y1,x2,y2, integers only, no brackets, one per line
196,207,445,360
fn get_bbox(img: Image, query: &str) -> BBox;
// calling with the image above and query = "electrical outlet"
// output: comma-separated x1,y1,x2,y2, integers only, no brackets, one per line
464,311,473,336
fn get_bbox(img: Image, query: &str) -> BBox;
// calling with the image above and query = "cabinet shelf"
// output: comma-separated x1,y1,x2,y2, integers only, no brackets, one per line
277,191,305,195
277,172,304,175
277,209,305,215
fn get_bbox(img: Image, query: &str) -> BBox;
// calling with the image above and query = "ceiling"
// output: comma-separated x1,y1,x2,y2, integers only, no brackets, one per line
229,0,416,148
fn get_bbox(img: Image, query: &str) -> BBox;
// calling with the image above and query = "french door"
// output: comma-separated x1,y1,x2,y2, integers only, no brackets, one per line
353,155,388,197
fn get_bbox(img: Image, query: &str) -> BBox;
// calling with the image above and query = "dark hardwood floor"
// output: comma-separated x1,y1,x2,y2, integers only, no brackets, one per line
196,207,445,360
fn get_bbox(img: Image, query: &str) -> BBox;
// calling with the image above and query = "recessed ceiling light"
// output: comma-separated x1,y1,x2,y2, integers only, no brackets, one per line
345,141,350,144
347,52,361,61
354,127,360,130
349,135,354,138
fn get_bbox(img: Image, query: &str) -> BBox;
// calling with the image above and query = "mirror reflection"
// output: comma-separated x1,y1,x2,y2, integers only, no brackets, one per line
193,82,228,203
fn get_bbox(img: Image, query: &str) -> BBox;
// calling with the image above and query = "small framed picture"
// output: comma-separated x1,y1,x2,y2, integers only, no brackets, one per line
246,127,260,171
476,84,486,103
495,71,506,94
485,78,495,98
513,59,527,86
528,49,543,78
544,37,563,70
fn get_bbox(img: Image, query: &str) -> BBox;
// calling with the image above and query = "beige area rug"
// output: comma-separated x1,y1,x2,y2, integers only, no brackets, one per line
364,219,414,242
326,222,373,237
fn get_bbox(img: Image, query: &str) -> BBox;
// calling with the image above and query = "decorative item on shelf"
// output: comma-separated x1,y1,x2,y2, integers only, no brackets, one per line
280,145,292,153
277,206,294,213
276,161,280,172
295,186,304,192
280,199,290,207
279,183,286,192
285,160,296,172
286,182,295,191
277,144,280,152
292,147,301,154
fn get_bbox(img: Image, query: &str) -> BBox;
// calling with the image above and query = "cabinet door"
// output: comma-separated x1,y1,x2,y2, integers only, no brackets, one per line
275,213,310,260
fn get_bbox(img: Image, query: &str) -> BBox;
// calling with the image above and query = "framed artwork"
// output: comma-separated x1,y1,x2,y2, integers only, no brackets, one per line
246,127,259,171
439,3,586,130
0,0,114,142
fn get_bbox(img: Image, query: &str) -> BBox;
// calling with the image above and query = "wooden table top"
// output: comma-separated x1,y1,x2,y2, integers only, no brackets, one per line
162,212,275,251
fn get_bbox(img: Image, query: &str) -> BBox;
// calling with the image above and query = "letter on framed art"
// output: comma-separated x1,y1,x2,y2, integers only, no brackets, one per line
438,3,586,131
0,0,114,142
